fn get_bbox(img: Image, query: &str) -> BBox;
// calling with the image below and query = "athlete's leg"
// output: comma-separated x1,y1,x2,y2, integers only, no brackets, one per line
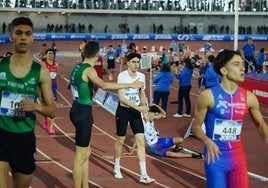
12,172,34,188
114,136,126,158
135,133,146,162
0,161,9,188
73,145,91,188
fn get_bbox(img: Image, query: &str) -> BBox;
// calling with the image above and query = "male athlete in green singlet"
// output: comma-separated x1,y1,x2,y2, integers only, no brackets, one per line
0,17,55,188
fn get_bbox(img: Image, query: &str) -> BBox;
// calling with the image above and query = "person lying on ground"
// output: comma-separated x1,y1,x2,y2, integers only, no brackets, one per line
124,104,203,159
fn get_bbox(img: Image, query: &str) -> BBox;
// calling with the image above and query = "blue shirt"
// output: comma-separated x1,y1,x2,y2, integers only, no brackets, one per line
242,43,256,57
204,63,221,88
153,71,173,92
175,67,193,87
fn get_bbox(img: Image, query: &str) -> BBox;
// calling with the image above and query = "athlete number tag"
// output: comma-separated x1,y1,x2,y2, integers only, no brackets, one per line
71,85,79,101
0,91,34,118
212,119,242,141
50,72,57,79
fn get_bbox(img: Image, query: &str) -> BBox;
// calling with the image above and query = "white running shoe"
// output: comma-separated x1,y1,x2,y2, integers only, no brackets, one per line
113,168,123,179
183,113,191,117
140,175,156,185
173,113,183,118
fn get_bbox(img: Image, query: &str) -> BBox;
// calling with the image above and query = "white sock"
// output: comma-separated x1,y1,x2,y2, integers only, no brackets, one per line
139,161,147,176
114,157,121,169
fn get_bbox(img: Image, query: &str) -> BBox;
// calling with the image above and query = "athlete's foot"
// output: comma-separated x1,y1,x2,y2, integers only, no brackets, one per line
140,175,156,185
113,168,123,179
48,127,55,135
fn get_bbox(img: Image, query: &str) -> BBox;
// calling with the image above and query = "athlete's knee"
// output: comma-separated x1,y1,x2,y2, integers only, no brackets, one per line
115,136,125,146
173,137,184,144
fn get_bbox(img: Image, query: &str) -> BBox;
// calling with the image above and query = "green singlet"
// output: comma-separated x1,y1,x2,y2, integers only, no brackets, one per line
70,63,94,106
0,57,40,133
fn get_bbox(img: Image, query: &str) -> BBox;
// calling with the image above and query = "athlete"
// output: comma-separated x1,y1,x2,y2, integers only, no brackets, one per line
126,104,203,159
113,53,155,185
192,49,268,188
42,48,65,135
106,44,116,81
0,17,55,188
69,41,144,188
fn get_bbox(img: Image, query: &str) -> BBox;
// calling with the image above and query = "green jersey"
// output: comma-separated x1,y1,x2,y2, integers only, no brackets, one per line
0,57,40,133
70,63,94,106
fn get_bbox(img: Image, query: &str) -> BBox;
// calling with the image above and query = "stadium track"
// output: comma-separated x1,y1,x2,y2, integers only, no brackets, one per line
1,40,268,188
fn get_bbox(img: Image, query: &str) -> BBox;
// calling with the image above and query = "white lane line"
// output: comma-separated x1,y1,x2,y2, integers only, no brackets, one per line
36,148,104,188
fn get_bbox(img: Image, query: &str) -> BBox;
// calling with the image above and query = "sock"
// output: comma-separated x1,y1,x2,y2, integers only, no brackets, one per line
139,161,147,176
114,157,121,169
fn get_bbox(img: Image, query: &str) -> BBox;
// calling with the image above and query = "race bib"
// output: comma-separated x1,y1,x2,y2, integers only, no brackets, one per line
71,85,79,101
212,119,242,141
0,91,34,118
50,72,57,79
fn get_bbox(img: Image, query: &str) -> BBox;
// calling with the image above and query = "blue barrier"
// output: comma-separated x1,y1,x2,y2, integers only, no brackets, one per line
1,33,267,43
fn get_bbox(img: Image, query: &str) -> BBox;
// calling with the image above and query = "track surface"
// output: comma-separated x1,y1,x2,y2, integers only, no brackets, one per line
1,40,268,188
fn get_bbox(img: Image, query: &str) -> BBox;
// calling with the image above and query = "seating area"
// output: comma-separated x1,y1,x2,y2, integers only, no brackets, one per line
0,0,267,13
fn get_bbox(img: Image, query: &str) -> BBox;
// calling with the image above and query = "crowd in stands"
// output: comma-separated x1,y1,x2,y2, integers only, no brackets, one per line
3,0,268,12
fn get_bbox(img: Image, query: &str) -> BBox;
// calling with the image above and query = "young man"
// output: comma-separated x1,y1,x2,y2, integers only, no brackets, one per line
42,48,65,135
113,53,155,185
69,41,144,188
192,49,268,188
106,44,116,81
0,17,55,188
126,104,203,159
241,37,257,73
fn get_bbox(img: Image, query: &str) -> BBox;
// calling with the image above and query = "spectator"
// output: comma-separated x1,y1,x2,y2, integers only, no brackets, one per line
256,48,266,73
173,58,194,118
203,55,221,89
153,63,173,114
241,37,256,73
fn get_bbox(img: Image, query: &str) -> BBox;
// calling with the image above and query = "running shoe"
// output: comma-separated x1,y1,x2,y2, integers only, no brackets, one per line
48,127,55,135
140,175,156,185
192,153,203,159
113,168,123,179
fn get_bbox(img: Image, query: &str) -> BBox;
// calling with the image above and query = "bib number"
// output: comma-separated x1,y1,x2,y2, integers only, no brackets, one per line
212,119,242,141
0,91,34,118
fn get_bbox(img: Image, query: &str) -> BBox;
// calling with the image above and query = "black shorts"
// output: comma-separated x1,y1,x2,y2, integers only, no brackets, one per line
107,59,115,69
0,128,36,175
115,105,144,136
69,102,94,147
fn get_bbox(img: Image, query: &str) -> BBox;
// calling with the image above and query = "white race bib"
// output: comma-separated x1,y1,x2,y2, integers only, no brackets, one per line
212,119,242,141
0,91,34,118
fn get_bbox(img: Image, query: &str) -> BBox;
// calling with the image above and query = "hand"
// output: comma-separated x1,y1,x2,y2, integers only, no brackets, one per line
131,79,144,89
204,139,221,165
19,95,35,112
139,106,149,113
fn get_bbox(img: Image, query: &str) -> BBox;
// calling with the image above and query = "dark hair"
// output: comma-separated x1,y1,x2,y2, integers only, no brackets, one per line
208,55,215,63
127,53,141,61
10,17,33,32
160,63,171,72
184,58,194,70
149,105,161,113
213,49,241,76
84,41,100,58
128,42,136,50
45,48,55,55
